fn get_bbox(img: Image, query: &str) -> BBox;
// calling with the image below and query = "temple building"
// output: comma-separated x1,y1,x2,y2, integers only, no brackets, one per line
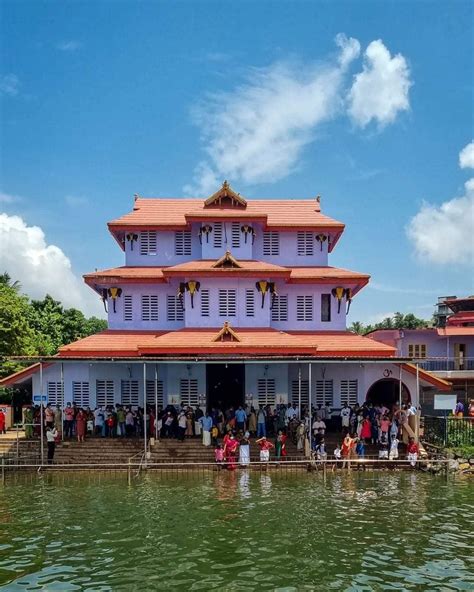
368,295,474,411
1,182,450,411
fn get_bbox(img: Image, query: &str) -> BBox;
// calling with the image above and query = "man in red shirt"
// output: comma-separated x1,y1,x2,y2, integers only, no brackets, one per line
256,436,274,464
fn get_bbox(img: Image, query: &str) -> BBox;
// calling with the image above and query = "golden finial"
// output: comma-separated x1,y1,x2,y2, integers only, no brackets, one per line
316,195,321,203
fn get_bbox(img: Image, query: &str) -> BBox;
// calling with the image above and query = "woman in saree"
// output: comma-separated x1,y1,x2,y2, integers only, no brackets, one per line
76,408,86,443
224,434,239,470
275,430,287,459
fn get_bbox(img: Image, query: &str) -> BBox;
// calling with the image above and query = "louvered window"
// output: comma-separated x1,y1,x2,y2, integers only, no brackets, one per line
47,382,63,406
121,380,140,406
231,222,240,248
201,289,210,317
96,380,115,407
141,295,159,321
296,295,313,321
245,289,255,317
297,231,314,256
213,222,223,248
321,294,331,322
340,380,358,406
271,294,288,321
146,380,164,406
167,294,184,321
263,231,279,255
175,231,192,256
219,289,236,317
291,380,309,406
123,295,133,321
140,231,157,255
257,378,276,406
315,380,333,406
72,382,90,408
179,379,199,407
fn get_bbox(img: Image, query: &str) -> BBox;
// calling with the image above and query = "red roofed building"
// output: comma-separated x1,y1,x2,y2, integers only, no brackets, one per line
1,182,449,411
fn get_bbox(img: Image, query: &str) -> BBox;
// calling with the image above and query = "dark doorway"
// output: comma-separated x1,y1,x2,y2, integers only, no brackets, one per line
206,364,245,410
366,379,411,408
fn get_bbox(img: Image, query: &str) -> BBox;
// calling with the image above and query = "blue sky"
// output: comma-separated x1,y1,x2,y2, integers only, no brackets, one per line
1,0,473,322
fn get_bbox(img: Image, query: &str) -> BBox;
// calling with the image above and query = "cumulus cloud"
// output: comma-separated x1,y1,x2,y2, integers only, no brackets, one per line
0,74,19,96
0,213,103,316
347,39,412,128
406,178,474,265
56,40,82,51
184,34,361,195
459,141,474,169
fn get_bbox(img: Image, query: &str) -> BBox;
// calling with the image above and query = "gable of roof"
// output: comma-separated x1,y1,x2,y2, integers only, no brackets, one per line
204,181,247,208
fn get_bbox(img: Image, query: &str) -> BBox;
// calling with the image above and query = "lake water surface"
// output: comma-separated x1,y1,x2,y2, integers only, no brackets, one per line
0,471,473,591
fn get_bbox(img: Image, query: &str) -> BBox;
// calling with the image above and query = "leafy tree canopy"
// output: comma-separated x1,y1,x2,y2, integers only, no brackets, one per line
0,276,107,378
349,312,431,335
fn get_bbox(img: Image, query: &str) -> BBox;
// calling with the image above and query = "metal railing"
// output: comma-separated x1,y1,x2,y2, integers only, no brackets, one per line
414,357,474,371
423,416,474,447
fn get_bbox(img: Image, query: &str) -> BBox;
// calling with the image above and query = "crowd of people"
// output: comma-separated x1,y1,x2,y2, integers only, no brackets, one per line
23,397,469,468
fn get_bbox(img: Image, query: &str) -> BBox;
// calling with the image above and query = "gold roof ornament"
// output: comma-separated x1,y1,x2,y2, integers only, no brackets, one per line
213,322,241,342
204,181,247,208
212,250,242,269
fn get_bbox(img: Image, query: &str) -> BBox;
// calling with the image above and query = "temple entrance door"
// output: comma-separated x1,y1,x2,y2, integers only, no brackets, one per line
206,364,245,410
366,378,411,408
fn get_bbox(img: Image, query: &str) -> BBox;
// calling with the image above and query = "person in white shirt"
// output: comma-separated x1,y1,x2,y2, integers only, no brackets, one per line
46,426,58,464
389,436,399,460
286,404,297,421
340,404,351,431
312,418,326,435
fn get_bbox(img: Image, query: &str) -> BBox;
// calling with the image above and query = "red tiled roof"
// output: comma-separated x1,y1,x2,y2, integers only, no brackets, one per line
446,311,474,326
108,198,345,231
437,327,474,336
84,264,369,291
0,363,51,387
56,328,396,358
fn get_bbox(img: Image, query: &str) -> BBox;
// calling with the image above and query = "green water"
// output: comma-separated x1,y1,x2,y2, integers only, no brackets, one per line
0,472,473,591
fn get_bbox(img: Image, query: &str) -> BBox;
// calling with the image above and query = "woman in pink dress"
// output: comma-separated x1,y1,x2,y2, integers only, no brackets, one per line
76,409,86,442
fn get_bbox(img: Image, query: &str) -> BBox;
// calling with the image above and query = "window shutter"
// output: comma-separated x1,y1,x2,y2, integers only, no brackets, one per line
257,378,276,406
141,295,159,321
340,380,358,406
263,231,279,255
291,380,309,406
179,379,199,407
175,231,192,256
167,294,184,321
146,380,164,406
213,223,223,248
296,295,313,321
315,380,333,406
72,382,90,407
96,380,115,407
271,294,288,321
47,382,64,406
297,232,314,256
201,289,210,317
245,289,255,317
123,295,133,321
121,380,140,406
140,231,157,255
231,222,240,249
218,289,236,317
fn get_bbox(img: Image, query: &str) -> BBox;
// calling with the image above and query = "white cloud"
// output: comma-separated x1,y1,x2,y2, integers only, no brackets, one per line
459,141,474,169
65,195,88,207
0,213,103,316
0,192,21,204
347,39,412,128
184,34,361,195
56,40,82,51
0,74,19,96
406,178,474,265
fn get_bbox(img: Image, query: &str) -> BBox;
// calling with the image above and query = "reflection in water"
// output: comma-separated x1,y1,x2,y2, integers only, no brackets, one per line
0,473,472,591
